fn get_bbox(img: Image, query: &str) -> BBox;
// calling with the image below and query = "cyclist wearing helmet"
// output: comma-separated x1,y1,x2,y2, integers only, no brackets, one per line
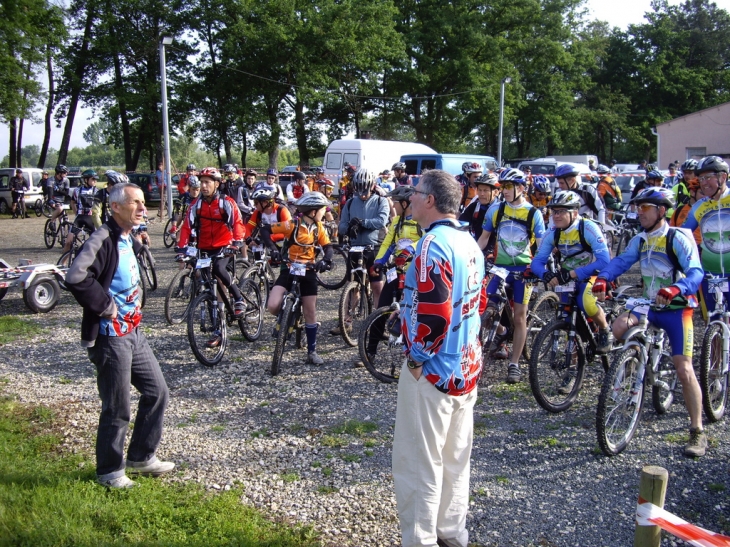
100,170,130,224
244,183,292,257
169,175,200,239
555,163,606,224
41,170,53,201
682,156,730,321
459,173,500,242
455,161,482,211
177,167,247,331
263,192,334,366
334,168,390,335
261,167,286,204
63,169,102,254
9,168,29,218
391,162,411,187
477,168,546,384
670,177,702,246
178,164,197,195
286,171,310,206
49,165,71,226
527,175,552,224
376,169,394,192
673,159,698,207
664,163,678,188
594,186,705,457
219,164,239,200
338,163,358,208
595,164,622,215
532,191,613,355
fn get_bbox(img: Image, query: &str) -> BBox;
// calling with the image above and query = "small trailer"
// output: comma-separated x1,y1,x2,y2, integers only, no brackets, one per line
0,258,67,313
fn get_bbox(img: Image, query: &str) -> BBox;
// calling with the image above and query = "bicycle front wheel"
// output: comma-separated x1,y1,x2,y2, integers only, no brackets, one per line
700,322,729,422
137,246,158,292
239,265,269,307
524,290,559,362
42,201,53,218
651,352,678,415
272,298,295,376
237,278,263,342
163,219,176,248
43,219,56,249
316,246,349,290
165,268,196,325
58,222,70,248
528,320,586,413
358,306,402,384
339,281,371,347
34,199,42,217
187,292,227,366
596,346,645,456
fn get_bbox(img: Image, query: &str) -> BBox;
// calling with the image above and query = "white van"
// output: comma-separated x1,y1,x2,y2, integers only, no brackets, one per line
0,168,44,214
323,139,436,187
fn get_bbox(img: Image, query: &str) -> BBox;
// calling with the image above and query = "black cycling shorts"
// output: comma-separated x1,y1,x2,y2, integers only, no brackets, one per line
11,191,23,204
72,215,95,235
361,249,383,283
274,268,318,297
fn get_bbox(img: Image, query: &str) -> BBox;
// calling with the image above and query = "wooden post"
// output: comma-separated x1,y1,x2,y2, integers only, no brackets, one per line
634,465,669,547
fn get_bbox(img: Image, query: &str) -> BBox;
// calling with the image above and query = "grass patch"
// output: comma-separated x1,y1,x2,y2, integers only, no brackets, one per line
210,425,225,433
311,461,321,468
0,316,41,345
665,432,688,444
473,421,489,436
342,454,361,463
0,396,318,546
317,485,338,494
251,428,269,438
363,438,378,448
322,467,333,477
537,436,566,448
709,483,726,493
58,376,73,385
320,435,347,448
513,428,527,434
364,450,374,457
330,419,378,437
281,472,299,483
495,475,509,484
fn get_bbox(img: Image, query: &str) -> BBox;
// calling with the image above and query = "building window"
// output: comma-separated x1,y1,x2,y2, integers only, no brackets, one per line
686,147,706,159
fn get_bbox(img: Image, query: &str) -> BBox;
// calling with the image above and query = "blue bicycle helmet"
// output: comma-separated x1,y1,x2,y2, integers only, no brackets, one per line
630,187,674,208
532,175,551,194
498,168,527,185
645,170,664,181
554,164,580,178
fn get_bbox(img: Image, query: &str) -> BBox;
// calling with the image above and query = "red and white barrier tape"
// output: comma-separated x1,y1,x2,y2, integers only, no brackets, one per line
637,497,730,546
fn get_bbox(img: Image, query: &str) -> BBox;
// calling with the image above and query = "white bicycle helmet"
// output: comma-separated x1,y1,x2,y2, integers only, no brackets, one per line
295,192,330,213
352,168,376,197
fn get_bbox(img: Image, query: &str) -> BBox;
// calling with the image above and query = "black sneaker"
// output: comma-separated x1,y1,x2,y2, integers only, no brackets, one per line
506,363,521,384
595,329,614,354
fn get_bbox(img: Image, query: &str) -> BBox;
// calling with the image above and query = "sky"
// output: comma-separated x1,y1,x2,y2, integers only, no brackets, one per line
3,0,730,164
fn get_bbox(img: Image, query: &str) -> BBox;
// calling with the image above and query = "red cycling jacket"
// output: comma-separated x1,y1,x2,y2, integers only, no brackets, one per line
178,194,244,250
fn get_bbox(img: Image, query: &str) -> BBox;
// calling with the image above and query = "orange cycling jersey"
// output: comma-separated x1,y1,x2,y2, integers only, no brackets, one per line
670,203,702,246
244,204,292,242
272,219,331,263
528,194,550,223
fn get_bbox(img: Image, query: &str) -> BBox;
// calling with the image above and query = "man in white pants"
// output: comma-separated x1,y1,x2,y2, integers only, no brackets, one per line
393,169,486,547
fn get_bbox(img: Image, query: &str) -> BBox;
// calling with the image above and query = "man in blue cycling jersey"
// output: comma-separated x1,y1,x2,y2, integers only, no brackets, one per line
593,187,706,457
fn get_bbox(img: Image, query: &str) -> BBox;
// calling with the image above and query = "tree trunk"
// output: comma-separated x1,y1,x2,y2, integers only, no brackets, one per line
240,128,247,168
113,49,132,170
8,120,17,168
58,5,96,165
224,135,233,164
293,95,309,168
38,46,54,169
16,118,24,167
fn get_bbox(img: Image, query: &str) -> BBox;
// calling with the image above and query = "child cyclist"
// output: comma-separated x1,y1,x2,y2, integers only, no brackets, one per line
531,191,613,356
244,184,292,262
592,187,707,457
261,192,334,366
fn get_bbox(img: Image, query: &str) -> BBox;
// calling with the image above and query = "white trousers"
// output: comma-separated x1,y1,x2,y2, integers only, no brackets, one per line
392,362,477,547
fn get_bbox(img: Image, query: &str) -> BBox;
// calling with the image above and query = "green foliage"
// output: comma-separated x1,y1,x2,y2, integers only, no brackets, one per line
0,397,318,546
330,419,378,437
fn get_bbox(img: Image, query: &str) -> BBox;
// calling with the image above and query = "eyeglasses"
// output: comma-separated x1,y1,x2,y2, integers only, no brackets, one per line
636,203,658,212
502,183,518,190
412,189,431,198
698,174,719,183
551,209,571,216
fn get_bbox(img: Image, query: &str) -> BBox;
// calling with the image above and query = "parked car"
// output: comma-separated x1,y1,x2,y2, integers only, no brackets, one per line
0,168,44,214
614,172,646,205
126,173,179,204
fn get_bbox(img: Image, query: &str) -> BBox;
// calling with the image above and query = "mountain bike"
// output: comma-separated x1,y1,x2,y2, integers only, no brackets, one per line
596,297,678,456
612,208,641,256
528,281,624,413
163,199,185,248
315,241,349,289
478,265,558,372
57,225,91,268
165,256,201,325
239,242,276,306
271,261,315,376
699,274,730,422
357,260,407,384
187,248,263,366
337,245,374,347
134,225,157,293
43,210,71,249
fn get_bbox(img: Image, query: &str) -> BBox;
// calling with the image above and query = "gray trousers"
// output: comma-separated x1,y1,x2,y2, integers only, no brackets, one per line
88,328,169,480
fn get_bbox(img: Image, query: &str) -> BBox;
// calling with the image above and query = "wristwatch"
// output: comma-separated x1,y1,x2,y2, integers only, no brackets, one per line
407,358,423,369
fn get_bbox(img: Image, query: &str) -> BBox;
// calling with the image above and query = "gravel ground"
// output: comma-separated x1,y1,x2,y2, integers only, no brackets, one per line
1,214,729,547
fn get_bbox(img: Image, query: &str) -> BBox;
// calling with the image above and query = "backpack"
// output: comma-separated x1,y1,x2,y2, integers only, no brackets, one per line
280,218,320,258
192,194,232,234
493,201,539,255
551,218,592,262
572,183,601,216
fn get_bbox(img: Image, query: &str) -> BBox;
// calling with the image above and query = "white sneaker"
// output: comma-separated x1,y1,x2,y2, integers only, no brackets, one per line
126,458,175,476
98,475,138,488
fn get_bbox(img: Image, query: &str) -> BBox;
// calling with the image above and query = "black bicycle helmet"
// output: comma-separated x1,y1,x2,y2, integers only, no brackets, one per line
547,190,581,209
680,159,698,172
387,185,416,202
295,192,330,213
104,170,129,186
630,187,674,208
352,168,376,197
293,171,306,181
186,163,196,171
55,164,69,175
695,156,729,175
